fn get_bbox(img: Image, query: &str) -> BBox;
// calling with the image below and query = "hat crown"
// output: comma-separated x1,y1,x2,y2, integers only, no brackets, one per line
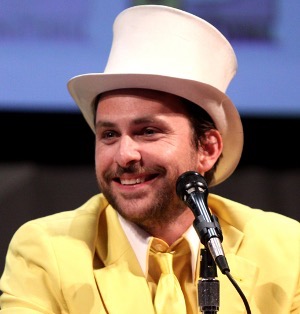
105,5,237,93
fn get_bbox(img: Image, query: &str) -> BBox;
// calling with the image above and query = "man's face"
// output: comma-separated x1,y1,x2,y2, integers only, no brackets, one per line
95,89,202,227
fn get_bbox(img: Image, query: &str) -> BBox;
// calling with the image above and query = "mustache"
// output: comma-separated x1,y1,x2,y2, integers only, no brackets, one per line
104,164,166,181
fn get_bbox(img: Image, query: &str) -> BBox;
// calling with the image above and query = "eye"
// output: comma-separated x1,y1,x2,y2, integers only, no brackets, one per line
103,130,117,139
141,127,160,136
143,127,157,136
98,130,119,144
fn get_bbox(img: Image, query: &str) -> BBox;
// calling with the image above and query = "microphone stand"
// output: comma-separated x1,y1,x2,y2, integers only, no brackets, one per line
198,248,219,313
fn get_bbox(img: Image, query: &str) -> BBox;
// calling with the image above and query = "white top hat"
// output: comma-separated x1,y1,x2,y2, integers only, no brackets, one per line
67,5,243,186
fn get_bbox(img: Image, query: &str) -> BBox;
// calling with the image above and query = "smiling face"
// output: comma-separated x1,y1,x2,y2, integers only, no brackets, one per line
95,89,216,231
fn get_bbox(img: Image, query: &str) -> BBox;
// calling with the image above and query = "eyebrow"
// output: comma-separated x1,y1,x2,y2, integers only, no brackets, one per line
95,116,158,129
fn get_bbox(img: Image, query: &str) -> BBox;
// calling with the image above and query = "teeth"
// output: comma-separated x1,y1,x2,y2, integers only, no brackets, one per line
120,177,145,185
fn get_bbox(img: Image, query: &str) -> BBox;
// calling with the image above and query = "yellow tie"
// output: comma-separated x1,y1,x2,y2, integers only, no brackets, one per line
152,250,187,314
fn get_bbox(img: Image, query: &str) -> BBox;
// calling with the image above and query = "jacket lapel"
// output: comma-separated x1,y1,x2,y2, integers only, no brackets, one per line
208,194,260,312
94,205,155,314
94,261,155,314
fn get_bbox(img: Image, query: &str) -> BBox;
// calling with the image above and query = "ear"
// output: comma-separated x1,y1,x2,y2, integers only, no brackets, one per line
197,129,223,173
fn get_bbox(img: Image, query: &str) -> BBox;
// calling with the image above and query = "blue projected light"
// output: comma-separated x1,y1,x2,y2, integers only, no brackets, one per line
0,0,299,116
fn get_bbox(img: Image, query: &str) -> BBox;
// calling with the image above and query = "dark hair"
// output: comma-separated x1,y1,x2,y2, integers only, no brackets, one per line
182,97,221,185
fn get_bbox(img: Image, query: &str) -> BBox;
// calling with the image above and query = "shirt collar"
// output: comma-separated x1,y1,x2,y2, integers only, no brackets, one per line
118,213,200,278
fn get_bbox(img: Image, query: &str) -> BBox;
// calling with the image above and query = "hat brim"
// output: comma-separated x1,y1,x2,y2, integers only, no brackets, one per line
67,73,243,186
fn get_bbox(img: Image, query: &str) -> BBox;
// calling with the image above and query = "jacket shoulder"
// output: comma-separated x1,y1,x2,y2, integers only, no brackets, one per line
12,193,109,244
208,193,299,235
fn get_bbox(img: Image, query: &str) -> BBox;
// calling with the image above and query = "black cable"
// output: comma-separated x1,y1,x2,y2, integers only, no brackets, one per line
224,270,252,314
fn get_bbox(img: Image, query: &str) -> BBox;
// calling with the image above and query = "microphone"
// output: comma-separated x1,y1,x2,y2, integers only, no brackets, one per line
176,171,230,274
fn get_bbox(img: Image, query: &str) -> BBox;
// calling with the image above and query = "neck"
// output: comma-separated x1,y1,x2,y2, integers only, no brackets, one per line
140,209,194,245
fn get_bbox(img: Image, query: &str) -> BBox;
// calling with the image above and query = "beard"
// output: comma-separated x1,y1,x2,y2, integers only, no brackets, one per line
97,164,187,229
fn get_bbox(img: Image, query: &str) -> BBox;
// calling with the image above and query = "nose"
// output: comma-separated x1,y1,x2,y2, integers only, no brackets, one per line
114,135,141,167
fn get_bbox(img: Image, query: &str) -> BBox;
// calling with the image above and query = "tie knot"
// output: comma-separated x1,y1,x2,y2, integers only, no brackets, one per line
150,238,169,253
150,237,190,256
148,237,191,282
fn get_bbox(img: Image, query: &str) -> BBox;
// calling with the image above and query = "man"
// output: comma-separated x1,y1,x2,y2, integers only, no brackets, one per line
0,5,299,314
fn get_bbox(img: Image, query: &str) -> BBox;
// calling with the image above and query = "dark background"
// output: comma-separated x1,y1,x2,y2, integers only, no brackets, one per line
1,111,299,170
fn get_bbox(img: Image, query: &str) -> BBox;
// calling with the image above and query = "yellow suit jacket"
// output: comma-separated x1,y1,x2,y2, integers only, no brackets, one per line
0,193,299,313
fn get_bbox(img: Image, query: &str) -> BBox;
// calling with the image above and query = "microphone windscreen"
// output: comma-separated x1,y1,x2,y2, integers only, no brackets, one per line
176,171,207,201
